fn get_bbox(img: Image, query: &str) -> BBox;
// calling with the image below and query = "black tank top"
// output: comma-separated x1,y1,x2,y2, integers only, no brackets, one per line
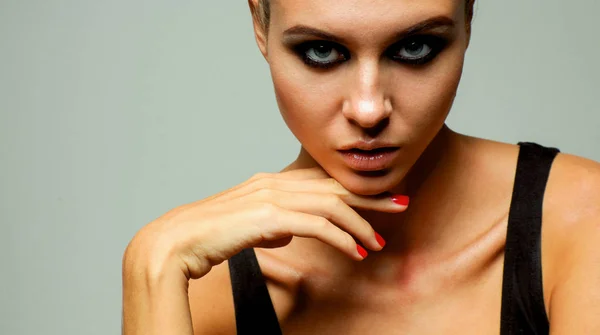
228,142,560,334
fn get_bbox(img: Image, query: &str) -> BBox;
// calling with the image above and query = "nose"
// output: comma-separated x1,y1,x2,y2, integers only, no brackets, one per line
342,61,392,129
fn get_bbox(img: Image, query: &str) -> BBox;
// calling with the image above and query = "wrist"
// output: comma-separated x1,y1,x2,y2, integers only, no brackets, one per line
123,232,185,284
122,239,193,335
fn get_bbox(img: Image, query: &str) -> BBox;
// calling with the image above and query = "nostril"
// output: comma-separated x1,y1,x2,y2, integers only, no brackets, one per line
363,118,389,137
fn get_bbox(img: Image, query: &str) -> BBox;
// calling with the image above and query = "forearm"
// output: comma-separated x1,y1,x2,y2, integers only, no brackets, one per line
122,246,194,335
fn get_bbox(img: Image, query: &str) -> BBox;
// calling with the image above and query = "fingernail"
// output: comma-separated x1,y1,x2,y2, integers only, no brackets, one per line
356,244,368,259
374,232,386,248
391,195,410,206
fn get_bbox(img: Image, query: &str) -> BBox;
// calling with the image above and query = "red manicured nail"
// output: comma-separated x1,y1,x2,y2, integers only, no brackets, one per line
391,195,410,206
374,232,386,248
356,244,368,259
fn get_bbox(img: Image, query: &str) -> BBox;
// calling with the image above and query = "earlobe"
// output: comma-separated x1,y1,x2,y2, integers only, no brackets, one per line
247,0,269,61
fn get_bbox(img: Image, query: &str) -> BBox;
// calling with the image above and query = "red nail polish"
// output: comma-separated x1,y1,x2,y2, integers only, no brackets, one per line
374,232,386,248
391,195,410,206
356,244,368,259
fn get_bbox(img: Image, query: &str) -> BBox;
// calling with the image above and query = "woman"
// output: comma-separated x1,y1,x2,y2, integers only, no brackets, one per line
122,0,600,334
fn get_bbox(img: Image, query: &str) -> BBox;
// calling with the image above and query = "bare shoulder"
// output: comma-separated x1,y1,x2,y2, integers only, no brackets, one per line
543,151,600,253
464,135,600,325
546,151,600,212
541,150,600,331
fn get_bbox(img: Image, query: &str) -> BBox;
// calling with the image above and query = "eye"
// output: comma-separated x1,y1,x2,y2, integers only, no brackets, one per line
399,41,432,59
295,41,349,69
389,35,448,65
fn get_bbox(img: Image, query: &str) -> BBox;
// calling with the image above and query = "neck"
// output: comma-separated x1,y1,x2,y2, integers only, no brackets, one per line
287,127,506,284
355,125,466,250
290,124,468,248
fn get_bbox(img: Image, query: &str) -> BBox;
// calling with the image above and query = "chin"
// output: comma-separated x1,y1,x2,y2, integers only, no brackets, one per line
331,167,405,196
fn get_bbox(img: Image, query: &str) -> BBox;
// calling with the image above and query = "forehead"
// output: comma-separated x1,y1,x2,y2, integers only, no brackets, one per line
271,0,464,31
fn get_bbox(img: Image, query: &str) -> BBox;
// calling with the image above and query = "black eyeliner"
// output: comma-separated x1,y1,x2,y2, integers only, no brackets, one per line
292,41,349,69
291,33,449,69
387,35,449,65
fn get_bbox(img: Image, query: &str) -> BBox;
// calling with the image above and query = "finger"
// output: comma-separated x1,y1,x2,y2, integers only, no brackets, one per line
255,236,294,249
259,166,331,181
340,191,409,213
249,188,383,251
204,167,331,205
260,204,368,261
246,177,409,214
194,202,366,263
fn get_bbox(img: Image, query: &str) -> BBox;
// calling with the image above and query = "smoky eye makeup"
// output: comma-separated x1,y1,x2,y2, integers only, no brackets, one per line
290,41,350,69
286,33,451,69
386,34,450,65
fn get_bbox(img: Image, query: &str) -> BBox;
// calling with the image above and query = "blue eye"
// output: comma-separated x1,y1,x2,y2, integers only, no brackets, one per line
295,41,348,69
389,36,447,65
293,35,448,69
399,41,432,59
307,44,340,62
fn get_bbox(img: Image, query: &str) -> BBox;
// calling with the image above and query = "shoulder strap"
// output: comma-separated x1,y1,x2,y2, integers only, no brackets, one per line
228,248,283,335
500,142,560,335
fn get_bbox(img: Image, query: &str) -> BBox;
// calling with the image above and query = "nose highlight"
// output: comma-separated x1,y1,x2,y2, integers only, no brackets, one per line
358,100,376,114
342,62,392,129
343,93,392,129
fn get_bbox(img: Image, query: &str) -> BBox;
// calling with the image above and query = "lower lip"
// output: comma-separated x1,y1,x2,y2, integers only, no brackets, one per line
337,148,400,171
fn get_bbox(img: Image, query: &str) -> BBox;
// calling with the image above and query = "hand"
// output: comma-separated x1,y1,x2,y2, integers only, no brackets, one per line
124,166,409,281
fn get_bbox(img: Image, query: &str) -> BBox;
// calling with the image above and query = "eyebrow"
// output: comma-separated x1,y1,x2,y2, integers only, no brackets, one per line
282,15,456,44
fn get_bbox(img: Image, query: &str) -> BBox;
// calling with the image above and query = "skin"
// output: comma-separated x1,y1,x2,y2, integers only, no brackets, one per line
184,0,600,333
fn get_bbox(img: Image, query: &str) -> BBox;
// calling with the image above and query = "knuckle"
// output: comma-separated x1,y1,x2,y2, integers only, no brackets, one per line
250,172,271,181
328,178,350,196
255,176,276,190
316,216,331,230
327,178,345,192
359,219,374,236
326,178,340,188
345,233,357,251
325,193,344,208
254,202,279,220
320,194,343,221
253,187,276,200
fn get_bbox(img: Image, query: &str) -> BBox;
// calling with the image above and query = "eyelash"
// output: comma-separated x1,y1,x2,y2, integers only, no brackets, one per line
293,35,449,69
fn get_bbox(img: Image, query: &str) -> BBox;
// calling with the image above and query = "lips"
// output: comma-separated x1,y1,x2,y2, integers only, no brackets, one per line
337,147,401,171
340,147,398,154
338,141,400,151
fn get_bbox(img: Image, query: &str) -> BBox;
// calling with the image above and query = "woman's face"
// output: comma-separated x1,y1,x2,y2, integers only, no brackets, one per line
254,0,470,196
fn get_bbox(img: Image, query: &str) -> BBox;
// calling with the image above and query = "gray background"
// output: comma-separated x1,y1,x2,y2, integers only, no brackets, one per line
1,1,598,334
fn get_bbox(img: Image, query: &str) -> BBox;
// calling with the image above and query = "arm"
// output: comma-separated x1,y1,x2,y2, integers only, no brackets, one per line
548,218,600,334
119,167,406,334
545,154,600,333
121,240,195,335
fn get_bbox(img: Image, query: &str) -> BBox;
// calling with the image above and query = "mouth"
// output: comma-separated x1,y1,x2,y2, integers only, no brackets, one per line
339,147,399,154
337,147,400,171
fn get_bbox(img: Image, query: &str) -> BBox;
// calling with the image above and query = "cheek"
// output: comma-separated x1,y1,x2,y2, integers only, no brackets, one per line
270,62,341,146
269,43,465,148
392,55,464,136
